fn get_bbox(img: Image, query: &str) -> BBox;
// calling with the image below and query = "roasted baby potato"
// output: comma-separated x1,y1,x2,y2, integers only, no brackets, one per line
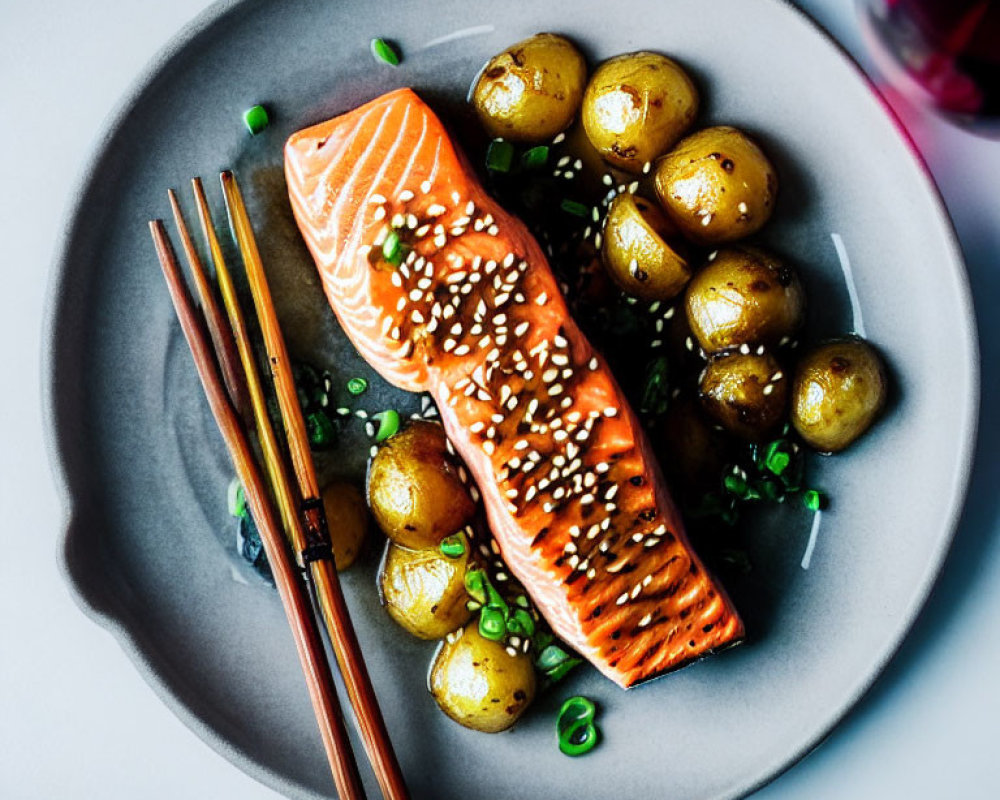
699,352,788,440
472,33,587,142
791,338,888,453
378,540,472,639
321,481,369,570
602,193,691,300
685,247,805,353
582,51,698,173
367,420,476,549
653,126,777,244
429,622,537,733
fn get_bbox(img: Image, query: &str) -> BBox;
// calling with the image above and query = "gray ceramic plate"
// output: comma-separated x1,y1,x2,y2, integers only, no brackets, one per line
45,1,978,798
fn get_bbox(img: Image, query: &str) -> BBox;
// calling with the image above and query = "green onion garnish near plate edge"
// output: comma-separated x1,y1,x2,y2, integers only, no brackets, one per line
371,38,400,66
243,104,269,135
557,695,599,756
347,377,368,396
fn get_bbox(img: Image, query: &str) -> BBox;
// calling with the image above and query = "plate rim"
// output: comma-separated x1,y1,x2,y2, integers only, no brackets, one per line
41,1,981,798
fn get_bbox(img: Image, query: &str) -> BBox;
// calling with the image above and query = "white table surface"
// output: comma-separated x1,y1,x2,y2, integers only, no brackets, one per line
2,1,998,797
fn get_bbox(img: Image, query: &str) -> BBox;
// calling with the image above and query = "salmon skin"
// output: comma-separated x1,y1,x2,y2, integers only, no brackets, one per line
285,88,743,688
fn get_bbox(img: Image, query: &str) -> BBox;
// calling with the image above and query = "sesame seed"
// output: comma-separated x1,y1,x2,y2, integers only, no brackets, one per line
536,292,548,306
483,440,495,455
616,592,629,606
595,463,610,474
372,206,387,221
763,384,775,396
487,225,499,236
740,343,751,355
602,174,614,186
420,180,432,194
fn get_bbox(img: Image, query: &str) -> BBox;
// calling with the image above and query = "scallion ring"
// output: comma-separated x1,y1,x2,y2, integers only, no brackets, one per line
372,409,400,442
347,376,368,395
557,696,599,756
479,605,507,641
439,532,466,559
486,139,515,173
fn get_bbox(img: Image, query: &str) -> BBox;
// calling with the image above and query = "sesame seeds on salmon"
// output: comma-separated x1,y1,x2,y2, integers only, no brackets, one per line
285,87,744,688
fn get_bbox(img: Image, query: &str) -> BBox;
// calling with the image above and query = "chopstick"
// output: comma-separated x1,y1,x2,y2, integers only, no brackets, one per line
148,220,367,800
220,171,410,800
165,190,250,420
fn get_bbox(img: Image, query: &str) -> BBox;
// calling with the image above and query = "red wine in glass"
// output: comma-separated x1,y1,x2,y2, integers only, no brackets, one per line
859,0,1000,134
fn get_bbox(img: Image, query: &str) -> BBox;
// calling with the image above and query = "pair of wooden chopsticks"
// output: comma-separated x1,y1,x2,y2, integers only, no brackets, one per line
149,172,409,800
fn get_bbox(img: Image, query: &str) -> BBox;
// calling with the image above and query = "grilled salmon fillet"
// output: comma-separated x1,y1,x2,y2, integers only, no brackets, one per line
285,88,743,687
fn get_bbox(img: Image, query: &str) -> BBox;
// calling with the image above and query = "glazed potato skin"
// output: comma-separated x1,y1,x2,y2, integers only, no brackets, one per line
378,541,472,639
602,193,691,300
366,421,475,549
791,338,887,453
699,352,788,440
685,246,805,353
321,481,369,570
654,126,777,244
472,33,587,142
582,51,698,173
429,622,537,733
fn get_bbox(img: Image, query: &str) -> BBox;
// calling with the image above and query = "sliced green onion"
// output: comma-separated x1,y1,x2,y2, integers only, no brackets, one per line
803,489,828,511
242,104,269,135
558,695,596,727
762,439,793,476
640,356,670,416
545,657,582,683
439,532,466,559
464,569,487,604
346,376,368,395
306,411,336,448
521,145,549,169
506,608,536,638
557,696,599,757
479,606,507,641
370,38,400,66
382,230,405,266
227,477,246,519
486,139,515,173
723,473,749,497
536,643,573,672
372,409,400,441
559,718,599,756
560,199,589,217
756,477,783,502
